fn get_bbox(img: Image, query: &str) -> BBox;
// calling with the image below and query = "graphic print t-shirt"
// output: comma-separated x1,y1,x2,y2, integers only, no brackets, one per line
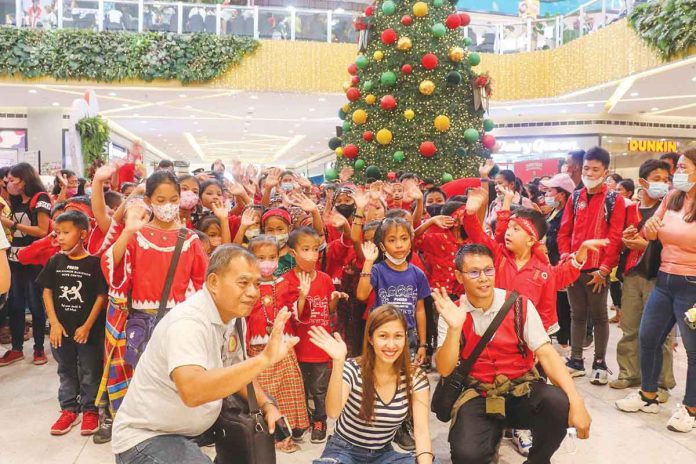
370,262,431,330
37,254,108,343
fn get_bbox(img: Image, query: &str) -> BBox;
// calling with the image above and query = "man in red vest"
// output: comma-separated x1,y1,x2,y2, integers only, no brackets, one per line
434,244,591,464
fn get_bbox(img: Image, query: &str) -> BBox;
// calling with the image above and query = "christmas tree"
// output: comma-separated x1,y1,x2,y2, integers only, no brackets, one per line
327,0,497,183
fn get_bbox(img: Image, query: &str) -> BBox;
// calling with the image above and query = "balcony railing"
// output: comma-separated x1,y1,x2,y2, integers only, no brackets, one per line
0,0,633,53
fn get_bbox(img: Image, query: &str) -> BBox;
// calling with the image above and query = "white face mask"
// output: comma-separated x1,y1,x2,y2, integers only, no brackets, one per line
151,202,180,223
582,175,604,190
645,182,669,200
384,251,407,266
545,196,557,209
673,173,695,193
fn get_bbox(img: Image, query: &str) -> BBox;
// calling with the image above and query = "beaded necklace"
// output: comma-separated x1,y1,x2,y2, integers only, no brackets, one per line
260,279,279,335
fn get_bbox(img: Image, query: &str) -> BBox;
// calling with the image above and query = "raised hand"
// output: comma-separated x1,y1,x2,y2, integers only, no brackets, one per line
361,241,379,263
479,159,495,179
240,208,258,227
124,204,150,233
211,199,229,220
298,272,312,297
370,181,384,200
339,167,354,183
354,190,370,210
432,215,455,229
432,288,466,330
330,211,348,229
226,181,246,197
289,191,318,213
465,188,487,214
265,169,281,189
94,164,117,183
308,326,347,361
261,308,300,365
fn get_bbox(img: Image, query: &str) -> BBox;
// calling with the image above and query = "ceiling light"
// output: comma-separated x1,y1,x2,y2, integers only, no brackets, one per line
560,109,568,113
141,120,148,124
630,92,639,97
650,107,659,111
308,108,315,112
692,76,696,82
189,115,195,118
108,92,117,97
505,107,512,111
185,105,192,109
247,106,255,111
134,113,140,117
587,103,594,107
607,139,613,143
250,95,258,100
51,102,60,106
122,103,129,107
196,129,203,133
157,134,163,137
294,123,301,128
28,89,37,94
178,94,186,98
288,130,295,134
318,97,326,102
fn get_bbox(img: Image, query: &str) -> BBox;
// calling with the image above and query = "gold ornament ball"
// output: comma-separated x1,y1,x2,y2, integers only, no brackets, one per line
376,129,393,145
341,103,351,113
448,46,465,62
365,94,377,105
336,147,344,156
413,1,428,17
396,37,412,51
419,80,435,96
352,109,368,125
434,115,450,132
404,109,415,120
342,80,354,91
374,50,385,61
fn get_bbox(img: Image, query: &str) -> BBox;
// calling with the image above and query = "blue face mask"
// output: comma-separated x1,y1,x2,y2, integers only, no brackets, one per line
545,196,557,208
673,173,695,193
281,182,294,192
646,182,669,200
85,187,92,196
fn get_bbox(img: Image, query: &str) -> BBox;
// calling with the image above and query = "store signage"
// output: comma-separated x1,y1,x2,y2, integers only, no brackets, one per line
628,139,677,153
498,138,581,155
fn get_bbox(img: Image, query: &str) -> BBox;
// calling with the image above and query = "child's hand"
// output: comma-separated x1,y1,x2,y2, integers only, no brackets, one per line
465,188,486,214
308,326,347,361
94,164,116,183
330,212,348,229
124,204,150,233
361,241,379,263
211,199,229,220
479,159,495,179
576,239,610,263
50,321,68,349
354,190,369,210
73,325,90,344
432,215,455,229
298,272,312,297
370,181,384,200
240,208,257,227
331,291,349,302
288,192,318,213
414,346,427,366
226,182,246,198
265,169,281,189
339,166,354,182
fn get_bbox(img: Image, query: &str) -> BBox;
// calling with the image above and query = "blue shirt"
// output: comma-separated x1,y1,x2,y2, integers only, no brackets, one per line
370,261,431,329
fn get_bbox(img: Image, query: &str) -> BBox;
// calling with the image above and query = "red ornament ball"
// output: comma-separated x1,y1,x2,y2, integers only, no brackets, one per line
365,6,374,16
445,14,462,29
482,134,497,149
381,28,398,45
343,144,359,159
380,95,397,111
347,63,357,76
401,15,413,26
387,171,397,180
346,87,361,102
419,141,437,158
459,13,471,26
351,75,360,85
362,131,374,142
401,63,413,74
421,53,439,70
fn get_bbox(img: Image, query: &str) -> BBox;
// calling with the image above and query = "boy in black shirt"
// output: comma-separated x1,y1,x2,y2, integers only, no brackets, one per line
37,211,107,436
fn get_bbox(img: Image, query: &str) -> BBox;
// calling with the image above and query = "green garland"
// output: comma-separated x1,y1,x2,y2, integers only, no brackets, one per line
628,0,696,60
0,27,259,84
75,115,110,174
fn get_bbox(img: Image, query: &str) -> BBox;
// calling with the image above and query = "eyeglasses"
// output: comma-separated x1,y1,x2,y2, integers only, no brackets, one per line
462,267,495,280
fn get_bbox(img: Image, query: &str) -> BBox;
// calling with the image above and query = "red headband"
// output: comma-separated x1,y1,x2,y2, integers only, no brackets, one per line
262,208,292,225
511,217,539,242
65,202,94,219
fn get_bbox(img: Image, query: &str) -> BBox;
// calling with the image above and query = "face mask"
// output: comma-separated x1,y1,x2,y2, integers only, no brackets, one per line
224,199,234,211
384,251,407,266
209,237,222,248
85,187,92,196
66,188,78,197
6,182,21,196
281,182,294,192
179,190,199,210
545,196,557,208
582,175,604,189
258,260,278,277
273,233,289,248
151,202,180,223
425,204,443,217
335,204,356,219
61,241,81,256
645,182,669,200
673,173,695,193
244,228,261,240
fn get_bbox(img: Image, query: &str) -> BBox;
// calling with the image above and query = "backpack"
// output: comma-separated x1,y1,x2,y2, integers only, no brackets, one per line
572,188,618,224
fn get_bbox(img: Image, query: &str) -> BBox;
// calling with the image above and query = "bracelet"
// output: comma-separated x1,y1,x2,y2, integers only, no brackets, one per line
360,272,371,277
418,344,427,349
416,451,435,461
353,214,365,219
260,399,277,411
10,221,17,232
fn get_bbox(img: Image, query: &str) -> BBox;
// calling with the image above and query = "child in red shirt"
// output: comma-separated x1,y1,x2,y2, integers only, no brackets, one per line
284,227,347,443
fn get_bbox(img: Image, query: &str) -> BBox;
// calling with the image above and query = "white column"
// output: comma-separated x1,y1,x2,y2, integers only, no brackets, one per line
137,0,143,32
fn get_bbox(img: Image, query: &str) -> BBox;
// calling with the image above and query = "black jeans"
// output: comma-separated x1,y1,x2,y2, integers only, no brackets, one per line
555,291,571,345
51,337,103,412
449,382,569,464
300,361,331,422
610,280,622,309
8,261,45,351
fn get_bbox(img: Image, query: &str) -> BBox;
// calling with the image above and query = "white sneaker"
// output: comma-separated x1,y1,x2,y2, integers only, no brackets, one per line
616,391,660,414
589,360,609,386
667,404,695,433
511,429,533,457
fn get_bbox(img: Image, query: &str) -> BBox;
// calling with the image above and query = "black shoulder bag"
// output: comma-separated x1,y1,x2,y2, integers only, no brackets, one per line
431,291,520,423
214,318,276,464
123,227,187,367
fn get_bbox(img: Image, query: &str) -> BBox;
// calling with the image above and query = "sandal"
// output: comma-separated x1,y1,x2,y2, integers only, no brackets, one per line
275,438,300,454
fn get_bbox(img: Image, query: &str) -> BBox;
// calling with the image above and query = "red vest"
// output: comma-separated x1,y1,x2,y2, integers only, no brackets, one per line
460,297,535,384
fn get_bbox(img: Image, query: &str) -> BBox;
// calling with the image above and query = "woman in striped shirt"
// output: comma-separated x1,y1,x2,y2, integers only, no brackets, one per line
308,305,437,464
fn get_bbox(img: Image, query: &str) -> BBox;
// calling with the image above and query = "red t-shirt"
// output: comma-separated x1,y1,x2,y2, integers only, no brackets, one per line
116,163,136,190
284,270,335,363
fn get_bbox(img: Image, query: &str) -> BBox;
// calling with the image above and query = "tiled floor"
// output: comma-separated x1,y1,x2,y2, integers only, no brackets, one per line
1,312,694,464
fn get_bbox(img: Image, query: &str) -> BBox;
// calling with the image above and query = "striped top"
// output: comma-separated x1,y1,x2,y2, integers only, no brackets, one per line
334,358,429,450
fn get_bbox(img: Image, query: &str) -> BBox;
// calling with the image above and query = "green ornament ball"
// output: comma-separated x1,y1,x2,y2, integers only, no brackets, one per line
433,0,444,6
393,151,405,162
325,167,338,181
442,172,453,183
468,52,481,66
354,159,366,170
328,137,342,150
483,119,495,132
382,0,396,15
446,71,462,85
464,128,480,143
338,109,346,120
342,120,352,132
455,147,467,156
365,165,381,180
355,55,368,69
363,80,373,91
380,71,397,86
431,23,446,38
463,37,473,46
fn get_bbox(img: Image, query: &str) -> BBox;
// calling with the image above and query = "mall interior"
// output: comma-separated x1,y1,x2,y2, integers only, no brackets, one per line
0,0,695,463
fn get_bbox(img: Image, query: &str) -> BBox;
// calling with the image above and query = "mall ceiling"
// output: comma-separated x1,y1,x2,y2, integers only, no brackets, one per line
0,55,694,166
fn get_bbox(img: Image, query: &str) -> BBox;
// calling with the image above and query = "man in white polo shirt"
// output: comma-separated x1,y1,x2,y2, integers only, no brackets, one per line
113,245,298,463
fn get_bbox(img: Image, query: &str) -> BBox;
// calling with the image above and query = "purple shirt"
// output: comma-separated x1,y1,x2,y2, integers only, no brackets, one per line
370,261,431,329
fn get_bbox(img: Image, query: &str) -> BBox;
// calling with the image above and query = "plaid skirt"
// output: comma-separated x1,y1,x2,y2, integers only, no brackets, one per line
95,297,133,415
248,345,309,431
